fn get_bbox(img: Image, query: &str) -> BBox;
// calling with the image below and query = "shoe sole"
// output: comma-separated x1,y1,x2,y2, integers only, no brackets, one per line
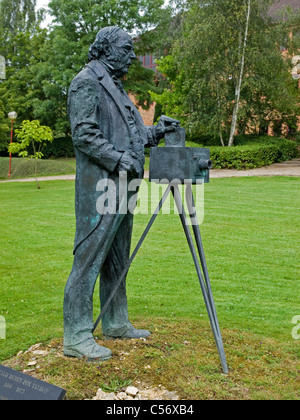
104,333,151,341
64,348,112,362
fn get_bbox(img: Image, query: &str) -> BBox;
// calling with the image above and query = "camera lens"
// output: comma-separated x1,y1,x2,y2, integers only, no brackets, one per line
198,159,213,170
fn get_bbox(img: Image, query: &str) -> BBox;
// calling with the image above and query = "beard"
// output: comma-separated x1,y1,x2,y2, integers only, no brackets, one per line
107,48,132,78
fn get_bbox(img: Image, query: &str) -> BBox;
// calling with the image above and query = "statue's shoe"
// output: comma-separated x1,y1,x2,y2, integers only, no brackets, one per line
104,324,151,340
64,339,112,361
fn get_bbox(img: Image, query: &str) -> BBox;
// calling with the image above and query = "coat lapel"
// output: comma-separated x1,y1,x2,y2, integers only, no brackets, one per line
86,60,132,139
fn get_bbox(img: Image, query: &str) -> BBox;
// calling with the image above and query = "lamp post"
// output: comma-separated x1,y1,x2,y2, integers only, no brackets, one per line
7,111,17,178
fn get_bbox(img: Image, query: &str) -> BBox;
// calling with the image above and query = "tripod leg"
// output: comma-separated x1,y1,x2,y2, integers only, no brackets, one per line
93,184,172,333
185,184,220,331
185,184,228,372
171,184,228,374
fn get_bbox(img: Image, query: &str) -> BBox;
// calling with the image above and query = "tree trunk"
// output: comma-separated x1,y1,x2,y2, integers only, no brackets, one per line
216,82,225,147
34,159,40,190
32,141,40,189
228,0,251,147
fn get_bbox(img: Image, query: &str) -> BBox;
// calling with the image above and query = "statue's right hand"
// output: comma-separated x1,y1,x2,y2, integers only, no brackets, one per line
118,151,133,172
117,152,141,176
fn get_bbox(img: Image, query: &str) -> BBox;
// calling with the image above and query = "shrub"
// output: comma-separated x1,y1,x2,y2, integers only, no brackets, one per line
42,137,75,158
209,139,298,170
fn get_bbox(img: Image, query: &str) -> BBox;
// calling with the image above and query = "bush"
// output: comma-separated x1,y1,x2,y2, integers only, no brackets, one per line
42,137,75,158
209,138,299,170
146,135,298,169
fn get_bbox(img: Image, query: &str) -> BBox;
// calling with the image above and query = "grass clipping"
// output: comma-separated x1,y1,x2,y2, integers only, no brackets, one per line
3,318,299,400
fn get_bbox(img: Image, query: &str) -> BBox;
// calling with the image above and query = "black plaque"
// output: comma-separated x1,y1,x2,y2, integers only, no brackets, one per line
0,365,66,400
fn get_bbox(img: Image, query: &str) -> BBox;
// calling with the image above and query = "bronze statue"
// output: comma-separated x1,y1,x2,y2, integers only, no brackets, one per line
63,26,177,361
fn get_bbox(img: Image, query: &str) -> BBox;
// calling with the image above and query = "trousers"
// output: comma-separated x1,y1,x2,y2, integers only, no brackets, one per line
63,211,133,347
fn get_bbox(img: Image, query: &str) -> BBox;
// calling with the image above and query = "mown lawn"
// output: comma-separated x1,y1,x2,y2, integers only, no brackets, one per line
0,176,299,399
0,157,76,180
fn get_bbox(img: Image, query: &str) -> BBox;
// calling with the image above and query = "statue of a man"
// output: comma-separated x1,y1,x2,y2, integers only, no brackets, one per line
64,26,177,361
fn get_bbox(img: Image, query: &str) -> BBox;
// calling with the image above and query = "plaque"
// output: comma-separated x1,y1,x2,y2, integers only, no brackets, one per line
0,365,66,400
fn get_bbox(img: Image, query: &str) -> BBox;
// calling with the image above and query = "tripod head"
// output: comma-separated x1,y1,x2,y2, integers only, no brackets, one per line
149,117,212,184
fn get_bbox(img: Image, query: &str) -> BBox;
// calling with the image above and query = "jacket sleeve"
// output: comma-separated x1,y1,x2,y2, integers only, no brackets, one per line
143,126,160,148
68,77,123,173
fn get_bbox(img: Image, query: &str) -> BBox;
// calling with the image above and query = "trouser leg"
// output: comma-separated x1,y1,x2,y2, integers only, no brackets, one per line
100,212,133,337
63,213,125,348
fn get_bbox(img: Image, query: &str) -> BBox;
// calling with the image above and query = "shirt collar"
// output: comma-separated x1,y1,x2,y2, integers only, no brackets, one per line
87,59,124,91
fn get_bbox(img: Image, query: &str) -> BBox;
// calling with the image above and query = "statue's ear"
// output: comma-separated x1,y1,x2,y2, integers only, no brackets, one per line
102,40,111,57
90,46,100,60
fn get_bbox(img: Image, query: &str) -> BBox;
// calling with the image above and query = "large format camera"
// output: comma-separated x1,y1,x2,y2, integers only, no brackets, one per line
149,116,212,184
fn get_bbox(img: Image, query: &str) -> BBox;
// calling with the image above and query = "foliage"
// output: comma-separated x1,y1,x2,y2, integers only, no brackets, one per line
8,120,53,187
9,119,53,158
0,98,10,151
0,0,298,152
0,0,175,144
151,0,300,146
0,1,49,149
0,29,49,124
0,0,45,149
277,5,300,55
123,60,161,110
210,139,298,169
0,0,39,60
30,0,174,135
42,137,74,159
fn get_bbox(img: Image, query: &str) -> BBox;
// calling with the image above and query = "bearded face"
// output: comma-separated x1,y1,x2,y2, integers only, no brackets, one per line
89,28,137,78
106,34,136,78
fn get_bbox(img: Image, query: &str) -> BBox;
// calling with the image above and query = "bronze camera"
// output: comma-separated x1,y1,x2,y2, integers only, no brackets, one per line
149,117,212,184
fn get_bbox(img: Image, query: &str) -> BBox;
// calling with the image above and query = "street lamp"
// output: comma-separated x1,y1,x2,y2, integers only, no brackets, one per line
7,111,17,178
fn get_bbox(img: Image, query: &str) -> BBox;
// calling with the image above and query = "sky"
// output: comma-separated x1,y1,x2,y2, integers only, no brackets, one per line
35,0,53,27
35,0,173,28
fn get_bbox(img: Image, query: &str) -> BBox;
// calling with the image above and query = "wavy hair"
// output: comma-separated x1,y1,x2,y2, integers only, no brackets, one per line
88,26,123,62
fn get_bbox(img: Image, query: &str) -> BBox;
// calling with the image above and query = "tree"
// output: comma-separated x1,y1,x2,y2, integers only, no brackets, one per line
31,0,174,137
0,0,176,146
152,0,299,146
0,0,47,150
8,120,53,188
0,0,39,60
228,0,251,147
0,97,10,151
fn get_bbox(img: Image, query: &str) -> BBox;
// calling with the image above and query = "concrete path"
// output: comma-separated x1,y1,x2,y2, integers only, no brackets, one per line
210,158,300,178
0,159,299,184
0,174,76,184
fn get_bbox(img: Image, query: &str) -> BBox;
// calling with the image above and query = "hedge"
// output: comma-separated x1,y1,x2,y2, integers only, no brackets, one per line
42,137,75,158
209,138,299,170
2,132,298,170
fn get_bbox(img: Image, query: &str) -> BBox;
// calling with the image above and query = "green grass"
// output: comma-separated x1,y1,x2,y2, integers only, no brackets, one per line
0,157,76,180
0,177,299,399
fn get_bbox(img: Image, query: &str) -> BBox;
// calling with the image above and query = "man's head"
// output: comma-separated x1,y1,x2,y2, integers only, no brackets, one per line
88,27,136,78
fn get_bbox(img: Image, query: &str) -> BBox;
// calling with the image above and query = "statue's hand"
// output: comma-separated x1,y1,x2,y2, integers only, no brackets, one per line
117,151,142,176
155,115,181,140
118,151,133,172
